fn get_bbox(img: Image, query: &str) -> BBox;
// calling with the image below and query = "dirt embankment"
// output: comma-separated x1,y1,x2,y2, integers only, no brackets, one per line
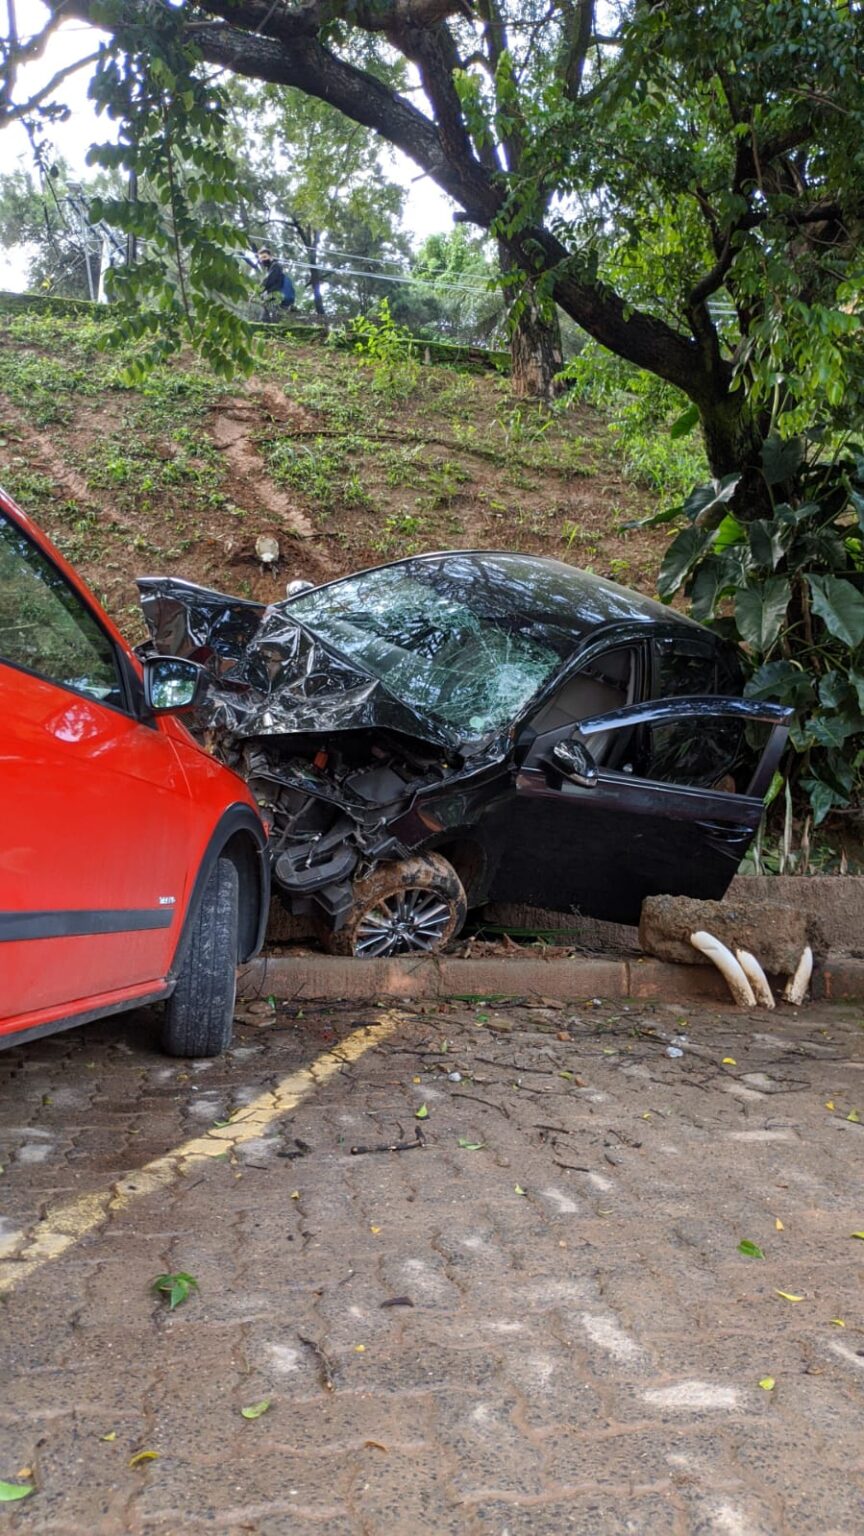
0,317,667,623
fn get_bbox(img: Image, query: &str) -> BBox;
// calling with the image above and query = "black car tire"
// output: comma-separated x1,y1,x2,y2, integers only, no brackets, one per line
322,853,467,958
161,858,239,1057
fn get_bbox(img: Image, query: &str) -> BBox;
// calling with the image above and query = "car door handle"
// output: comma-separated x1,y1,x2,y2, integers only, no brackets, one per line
696,820,750,845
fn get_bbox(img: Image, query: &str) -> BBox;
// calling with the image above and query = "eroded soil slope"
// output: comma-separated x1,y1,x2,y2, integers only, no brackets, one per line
0,310,670,635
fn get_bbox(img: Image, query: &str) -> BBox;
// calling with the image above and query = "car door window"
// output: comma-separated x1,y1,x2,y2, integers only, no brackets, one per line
528,645,639,766
0,511,123,706
653,638,717,696
531,646,637,731
644,714,773,793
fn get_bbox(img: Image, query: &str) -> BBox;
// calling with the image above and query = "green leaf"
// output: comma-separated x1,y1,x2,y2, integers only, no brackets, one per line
240,1399,271,1419
735,578,791,653
801,773,845,825
689,556,735,622
745,660,814,709
0,1481,35,1502
713,513,746,552
514,1184,527,1195
808,575,864,649
152,1271,199,1310
682,474,741,527
658,526,714,599
415,1104,429,1119
847,1109,861,1124
748,519,788,571
669,402,699,440
808,714,861,750
758,1376,776,1391
738,1239,766,1259
761,434,804,487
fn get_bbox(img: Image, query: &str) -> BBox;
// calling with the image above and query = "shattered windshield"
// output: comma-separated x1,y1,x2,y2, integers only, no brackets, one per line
287,558,570,734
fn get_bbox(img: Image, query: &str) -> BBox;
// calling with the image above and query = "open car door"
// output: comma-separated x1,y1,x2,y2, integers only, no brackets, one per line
487,696,792,925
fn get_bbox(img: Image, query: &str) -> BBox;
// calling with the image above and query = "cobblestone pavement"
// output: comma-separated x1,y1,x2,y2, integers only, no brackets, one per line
1,994,863,1535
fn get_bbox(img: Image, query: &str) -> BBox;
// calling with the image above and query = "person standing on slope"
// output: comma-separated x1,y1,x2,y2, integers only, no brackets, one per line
259,248,295,312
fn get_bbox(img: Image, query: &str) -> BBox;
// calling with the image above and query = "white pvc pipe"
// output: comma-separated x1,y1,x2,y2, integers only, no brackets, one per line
690,930,757,1008
784,946,813,1006
735,949,775,1010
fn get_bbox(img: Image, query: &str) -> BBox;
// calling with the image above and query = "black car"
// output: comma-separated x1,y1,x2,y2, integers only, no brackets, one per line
139,551,791,956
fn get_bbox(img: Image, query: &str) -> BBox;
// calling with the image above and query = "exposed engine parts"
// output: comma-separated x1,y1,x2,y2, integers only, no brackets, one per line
233,733,454,927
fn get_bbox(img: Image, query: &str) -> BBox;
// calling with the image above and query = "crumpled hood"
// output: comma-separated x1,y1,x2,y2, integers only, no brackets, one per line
137,575,462,748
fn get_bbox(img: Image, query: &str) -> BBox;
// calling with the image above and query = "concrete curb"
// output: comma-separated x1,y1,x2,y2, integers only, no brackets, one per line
238,952,864,1005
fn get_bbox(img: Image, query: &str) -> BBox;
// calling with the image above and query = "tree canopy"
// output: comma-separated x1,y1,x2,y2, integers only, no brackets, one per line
3,0,864,821
3,0,861,471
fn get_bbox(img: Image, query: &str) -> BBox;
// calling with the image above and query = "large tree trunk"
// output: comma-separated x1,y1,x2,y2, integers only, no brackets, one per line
509,292,564,401
699,393,773,518
307,258,326,318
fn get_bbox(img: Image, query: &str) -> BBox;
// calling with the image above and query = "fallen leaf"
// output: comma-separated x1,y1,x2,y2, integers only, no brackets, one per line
290,1190,300,1200
775,1290,805,1302
415,1105,429,1120
722,1057,737,1066
847,1109,861,1123
0,1481,34,1502
364,1440,389,1451
642,1112,652,1120
354,1344,366,1353
128,1451,159,1468
738,1240,766,1259
830,1318,845,1327
601,1047,616,1055
370,1225,382,1234
775,1218,784,1231
758,1377,775,1391
412,1075,421,1084
825,1101,835,1111
514,1184,527,1196
556,1031,572,1042
240,1400,271,1420
559,1070,574,1081
151,1271,198,1310
101,1432,117,1443
851,1232,864,1241
15,1468,32,1480
457,1138,485,1150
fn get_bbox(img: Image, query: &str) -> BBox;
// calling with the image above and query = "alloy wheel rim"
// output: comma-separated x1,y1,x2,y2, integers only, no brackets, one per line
353,888,453,957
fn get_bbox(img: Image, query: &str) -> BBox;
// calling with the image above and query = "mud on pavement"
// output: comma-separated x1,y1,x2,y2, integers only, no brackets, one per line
1,996,863,1535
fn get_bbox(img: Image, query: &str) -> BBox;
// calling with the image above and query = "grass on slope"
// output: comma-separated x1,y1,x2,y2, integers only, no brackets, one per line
0,309,695,635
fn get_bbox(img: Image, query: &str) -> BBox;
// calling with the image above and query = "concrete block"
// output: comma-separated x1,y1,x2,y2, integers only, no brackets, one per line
639,893,813,972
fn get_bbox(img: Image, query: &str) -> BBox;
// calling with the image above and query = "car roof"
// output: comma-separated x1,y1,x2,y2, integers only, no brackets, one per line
302,549,712,646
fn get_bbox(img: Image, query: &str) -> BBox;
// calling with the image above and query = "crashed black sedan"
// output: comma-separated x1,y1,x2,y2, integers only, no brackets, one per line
139,551,791,957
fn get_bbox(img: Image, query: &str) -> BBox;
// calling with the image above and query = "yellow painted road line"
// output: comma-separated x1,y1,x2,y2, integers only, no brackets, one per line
0,1012,402,1297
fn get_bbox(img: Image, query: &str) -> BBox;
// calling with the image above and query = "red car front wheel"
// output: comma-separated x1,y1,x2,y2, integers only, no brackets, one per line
161,858,239,1057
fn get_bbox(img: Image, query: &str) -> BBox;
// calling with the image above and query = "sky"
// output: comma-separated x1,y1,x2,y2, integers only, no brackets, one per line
1,0,456,290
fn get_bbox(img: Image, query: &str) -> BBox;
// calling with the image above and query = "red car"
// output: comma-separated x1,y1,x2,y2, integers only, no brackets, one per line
0,488,269,1057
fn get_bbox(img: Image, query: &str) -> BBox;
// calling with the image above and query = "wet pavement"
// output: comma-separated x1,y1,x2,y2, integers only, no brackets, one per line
1,994,863,1534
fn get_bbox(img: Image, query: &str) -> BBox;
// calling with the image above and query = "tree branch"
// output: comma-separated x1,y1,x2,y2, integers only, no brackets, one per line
558,0,594,101
0,48,102,129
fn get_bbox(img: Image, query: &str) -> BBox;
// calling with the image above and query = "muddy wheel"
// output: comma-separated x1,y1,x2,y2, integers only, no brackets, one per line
322,854,467,958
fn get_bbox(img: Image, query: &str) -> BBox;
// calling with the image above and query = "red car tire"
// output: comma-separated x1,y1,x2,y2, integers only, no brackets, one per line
161,858,239,1058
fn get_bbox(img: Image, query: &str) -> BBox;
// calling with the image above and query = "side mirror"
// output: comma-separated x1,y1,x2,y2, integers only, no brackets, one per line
143,655,209,714
551,737,598,787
